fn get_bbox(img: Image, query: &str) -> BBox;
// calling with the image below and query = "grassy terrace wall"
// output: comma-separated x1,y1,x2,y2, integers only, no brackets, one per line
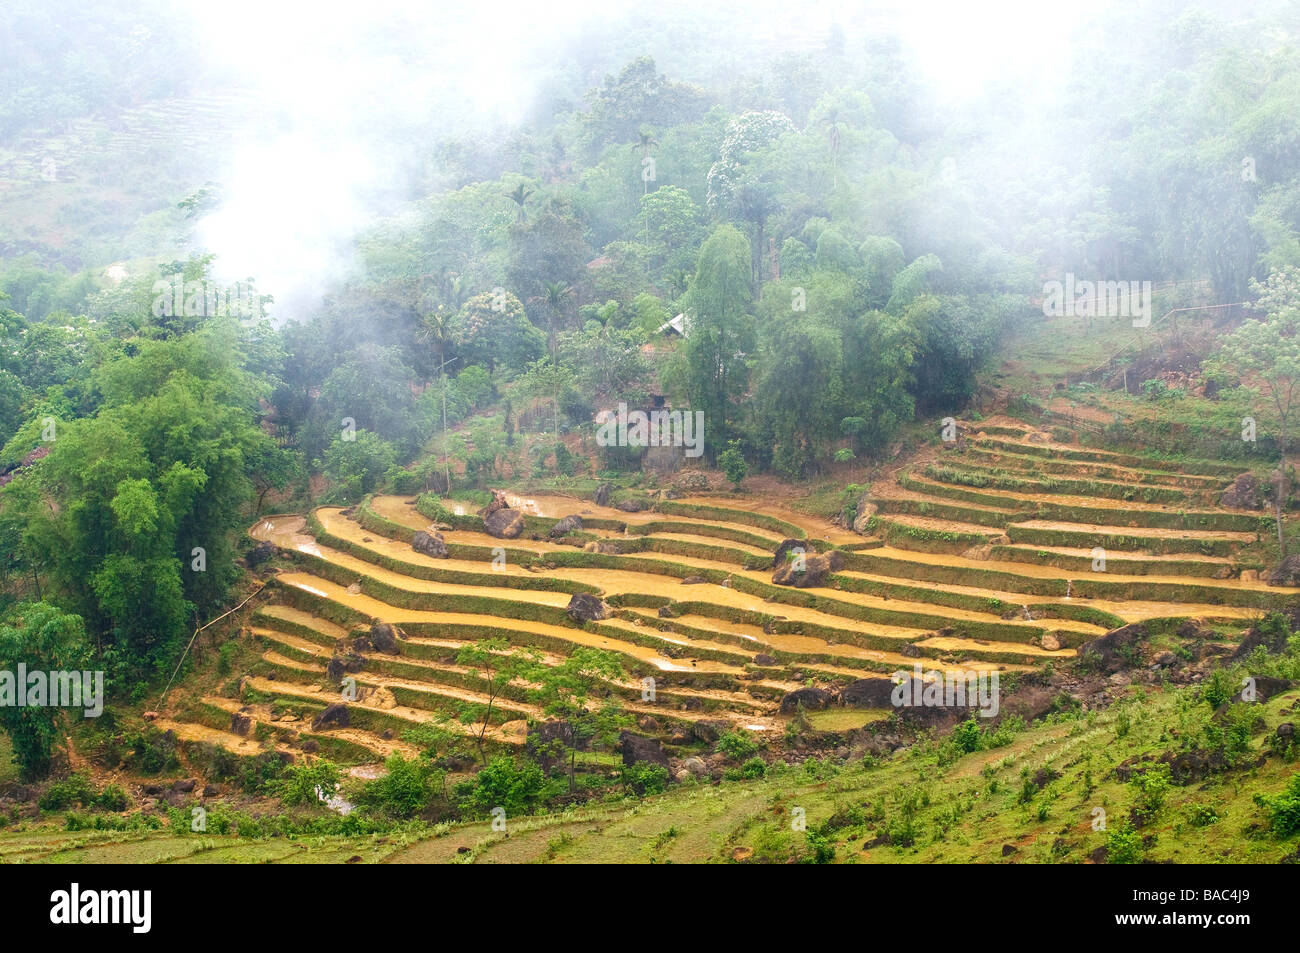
987,545,1254,578
840,548,1291,610
1004,524,1243,556
864,515,992,553
872,496,1012,528
923,463,1196,505
358,499,761,571
625,519,780,549
972,438,1247,478
962,446,1226,489
655,501,807,539
252,611,341,650
898,471,1263,531
307,511,602,595
409,493,633,534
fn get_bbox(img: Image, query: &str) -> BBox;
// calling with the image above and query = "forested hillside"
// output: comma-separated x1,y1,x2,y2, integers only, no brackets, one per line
0,0,1299,870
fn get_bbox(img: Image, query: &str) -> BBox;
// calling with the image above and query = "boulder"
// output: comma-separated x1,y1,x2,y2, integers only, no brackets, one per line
1040,633,1062,652
772,550,844,589
852,499,878,535
779,687,832,714
772,538,810,568
484,507,525,539
1277,723,1295,744
753,653,777,667
245,540,276,567
230,712,252,736
549,515,583,538
565,592,611,623
592,483,612,507
527,721,579,770
657,605,678,619
681,575,707,585
411,530,448,558
840,678,896,708
1269,554,1300,587
692,719,730,744
1177,619,1214,640
583,540,622,554
1077,623,1148,673
1219,472,1262,510
619,731,670,768
1231,621,1292,660
677,756,709,777
998,685,1059,724
615,498,651,512
369,621,401,655
326,652,366,683
312,703,349,731
1241,675,1293,702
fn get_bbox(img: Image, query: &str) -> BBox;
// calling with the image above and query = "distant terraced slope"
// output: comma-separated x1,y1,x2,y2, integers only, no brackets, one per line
157,421,1297,765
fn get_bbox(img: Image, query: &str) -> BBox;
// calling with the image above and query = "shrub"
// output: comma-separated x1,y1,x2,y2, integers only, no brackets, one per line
622,761,670,796
415,492,455,524
96,784,128,812
457,755,546,817
951,717,983,754
39,774,95,811
1201,668,1237,710
718,441,747,489
1106,820,1143,864
1255,773,1300,837
273,759,341,807
715,730,760,761
359,754,443,820
1131,765,1171,825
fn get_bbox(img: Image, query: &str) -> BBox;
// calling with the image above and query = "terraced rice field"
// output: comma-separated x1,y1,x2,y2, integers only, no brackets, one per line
157,418,1299,765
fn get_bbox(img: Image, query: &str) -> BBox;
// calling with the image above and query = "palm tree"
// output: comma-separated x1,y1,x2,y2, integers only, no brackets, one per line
507,183,534,222
820,109,844,189
418,306,455,370
632,130,660,195
530,281,574,358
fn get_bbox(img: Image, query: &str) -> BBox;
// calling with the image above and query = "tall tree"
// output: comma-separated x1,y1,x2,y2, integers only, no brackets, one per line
682,225,755,457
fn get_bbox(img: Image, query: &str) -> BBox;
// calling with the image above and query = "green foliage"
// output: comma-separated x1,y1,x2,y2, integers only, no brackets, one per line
1106,819,1144,864
318,429,396,502
273,759,342,807
0,602,91,779
622,761,670,796
458,755,548,816
1131,764,1171,825
717,440,747,489
1254,773,1300,837
357,754,443,820
38,773,95,811
715,730,760,761
528,648,629,791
